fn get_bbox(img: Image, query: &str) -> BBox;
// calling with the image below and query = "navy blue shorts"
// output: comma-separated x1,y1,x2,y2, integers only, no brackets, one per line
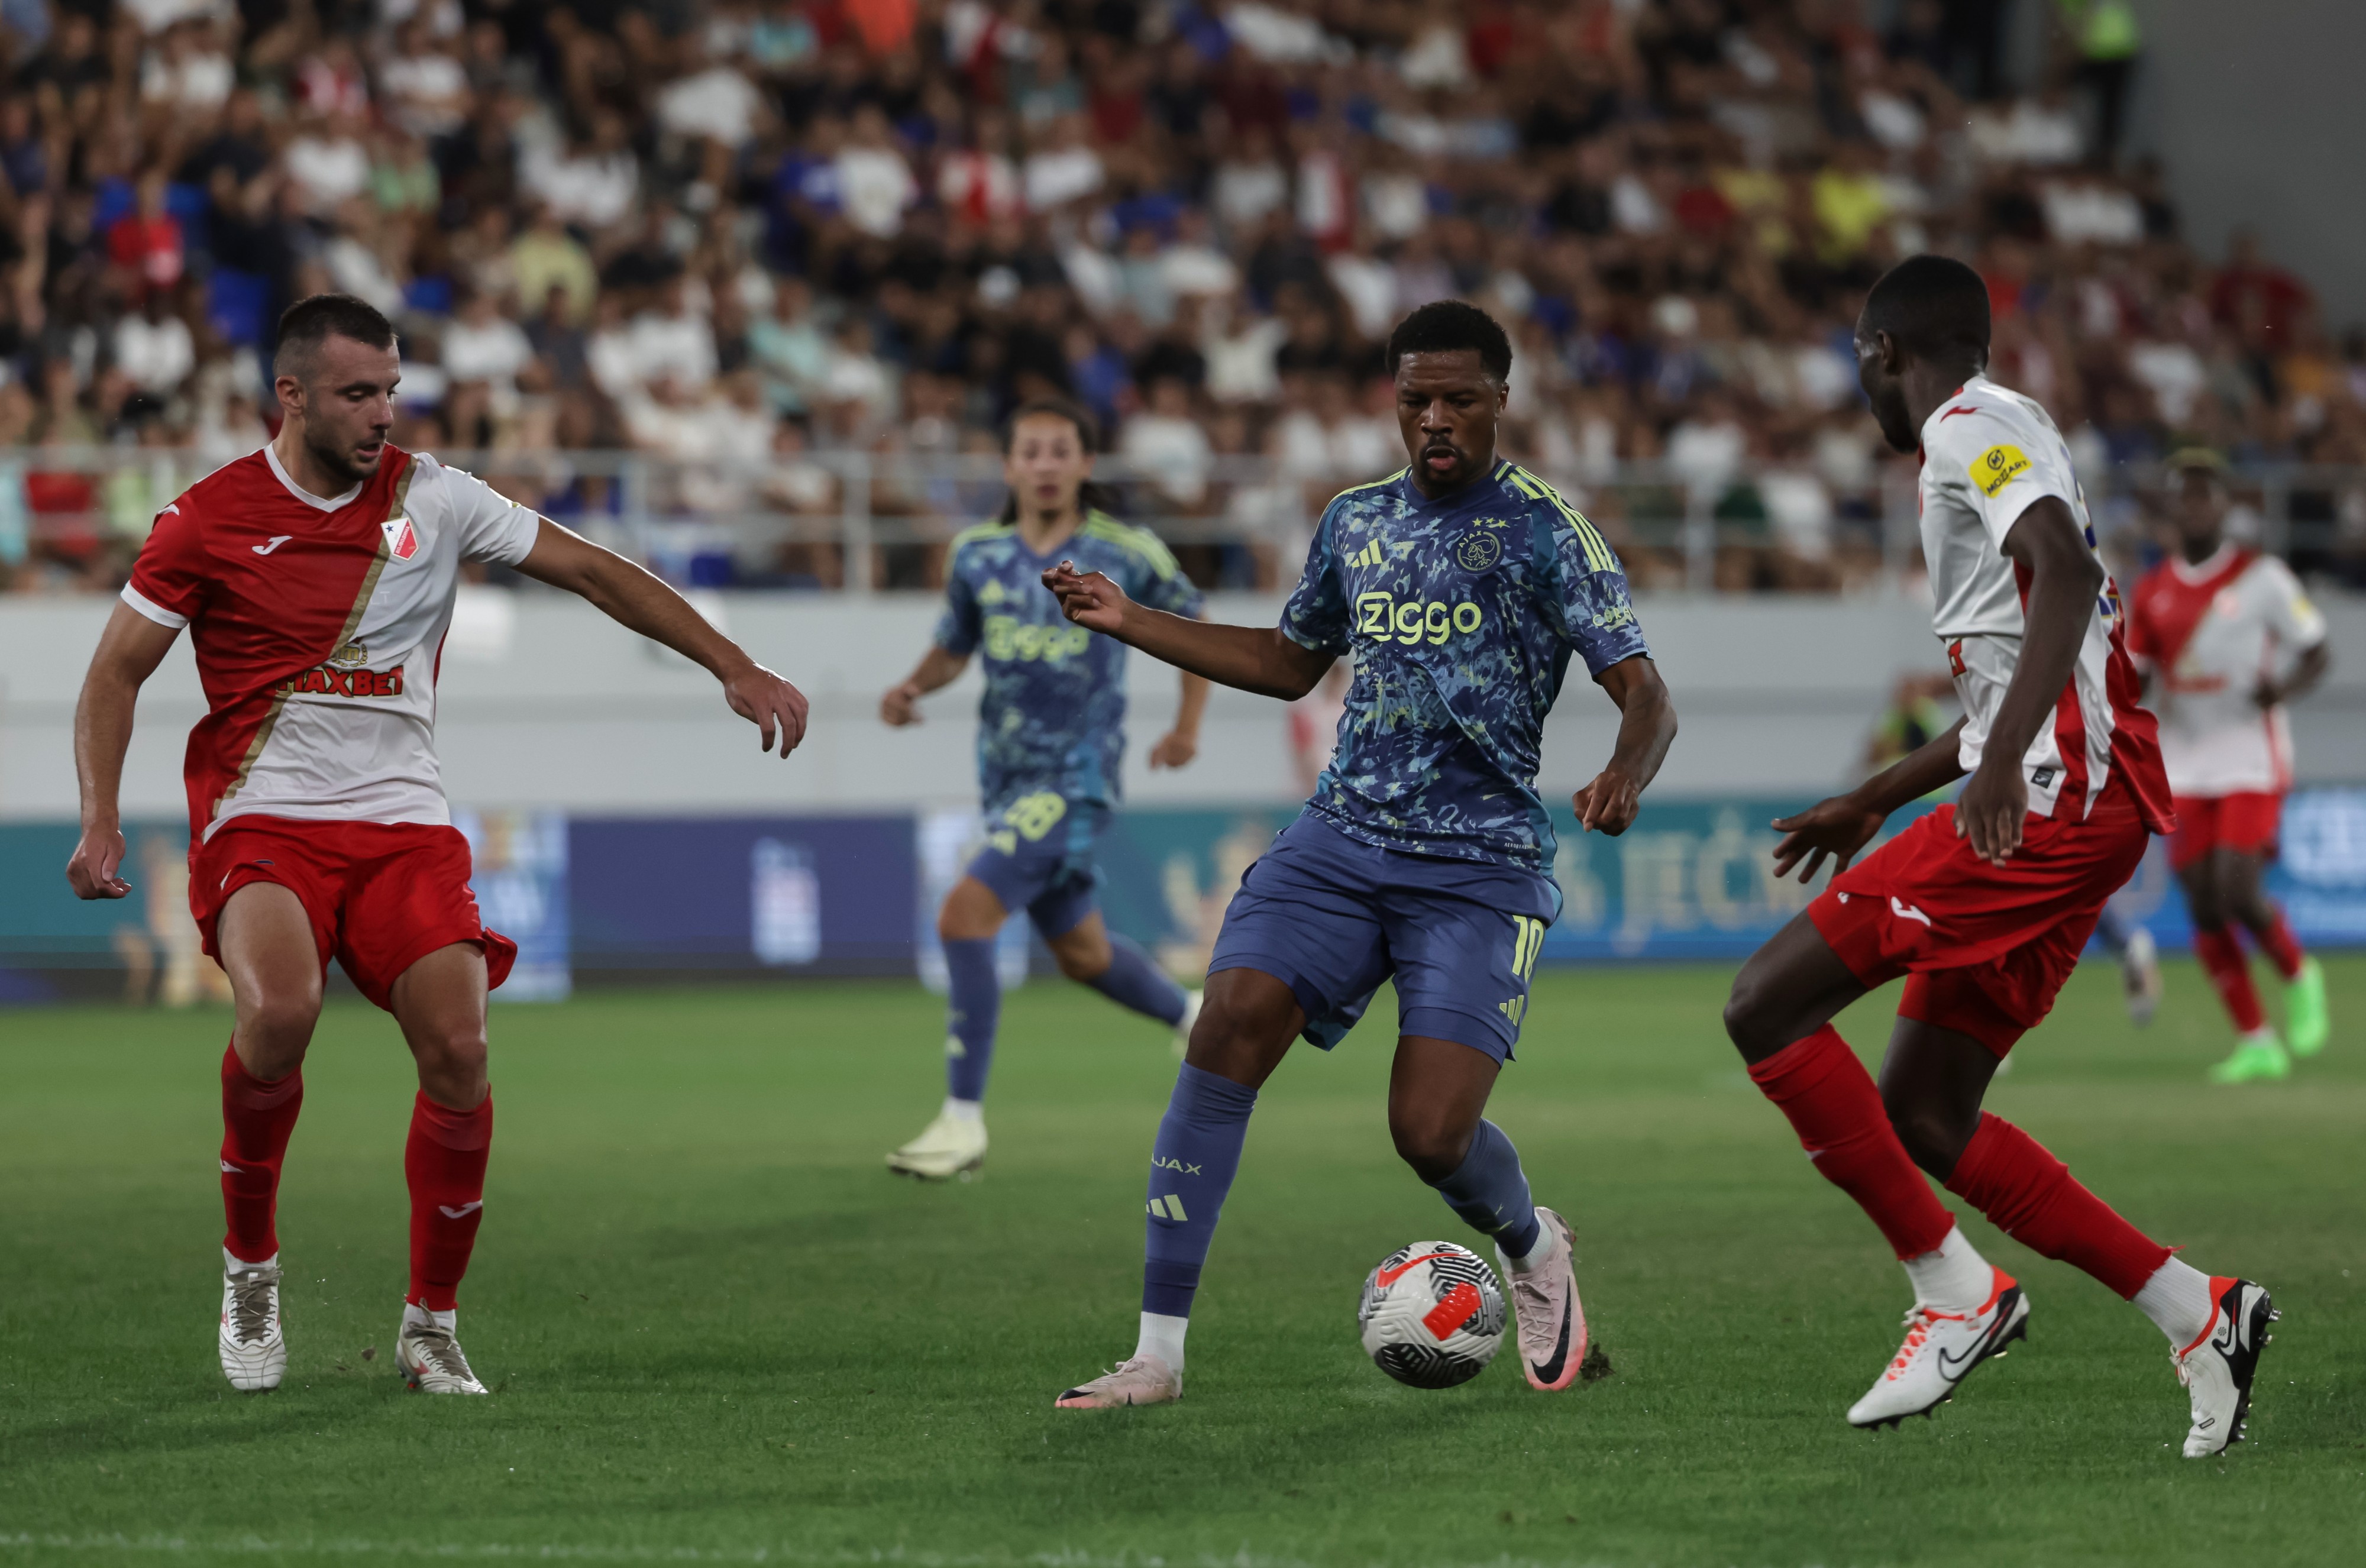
965,790,1104,937
1208,812,1560,1062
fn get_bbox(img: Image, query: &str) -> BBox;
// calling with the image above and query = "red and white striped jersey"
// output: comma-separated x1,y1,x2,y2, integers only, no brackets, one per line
2125,544,2326,797
1917,375,2174,832
121,443,543,842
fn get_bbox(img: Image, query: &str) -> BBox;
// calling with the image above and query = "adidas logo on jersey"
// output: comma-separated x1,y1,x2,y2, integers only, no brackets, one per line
1347,539,1386,570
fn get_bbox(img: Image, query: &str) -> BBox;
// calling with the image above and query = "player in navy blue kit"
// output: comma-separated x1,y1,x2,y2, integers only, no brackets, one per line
1044,302,1679,1407
882,399,1210,1179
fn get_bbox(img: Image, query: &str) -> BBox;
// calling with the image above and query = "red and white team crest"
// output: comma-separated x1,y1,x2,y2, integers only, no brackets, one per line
382,516,418,560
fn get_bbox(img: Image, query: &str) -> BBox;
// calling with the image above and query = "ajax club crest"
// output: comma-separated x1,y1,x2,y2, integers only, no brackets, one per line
1453,531,1502,572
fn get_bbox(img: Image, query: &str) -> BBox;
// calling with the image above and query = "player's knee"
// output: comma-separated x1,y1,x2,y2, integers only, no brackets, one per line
1386,1105,1471,1182
1880,1090,1968,1178
410,1020,488,1085
1051,935,1110,982
239,991,319,1065
1722,972,1784,1060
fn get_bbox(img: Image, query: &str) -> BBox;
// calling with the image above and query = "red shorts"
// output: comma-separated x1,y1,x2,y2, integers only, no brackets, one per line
190,816,517,1011
1808,787,2151,1058
2168,791,2282,871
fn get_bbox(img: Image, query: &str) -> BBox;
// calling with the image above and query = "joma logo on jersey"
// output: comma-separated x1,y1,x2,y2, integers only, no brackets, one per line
277,665,405,699
1355,591,1484,646
982,616,1090,663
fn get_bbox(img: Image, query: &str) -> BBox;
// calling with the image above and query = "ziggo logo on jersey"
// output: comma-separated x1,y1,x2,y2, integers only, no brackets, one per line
1355,591,1485,646
983,615,1091,662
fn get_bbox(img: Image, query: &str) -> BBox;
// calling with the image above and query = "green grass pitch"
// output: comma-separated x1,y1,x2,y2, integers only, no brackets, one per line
2,957,2363,1567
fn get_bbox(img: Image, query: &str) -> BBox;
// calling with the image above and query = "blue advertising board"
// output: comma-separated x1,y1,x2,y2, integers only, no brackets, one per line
12,791,2366,1001
567,814,917,978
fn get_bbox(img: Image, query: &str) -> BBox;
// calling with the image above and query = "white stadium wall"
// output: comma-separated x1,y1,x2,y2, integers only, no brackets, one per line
10,591,2366,819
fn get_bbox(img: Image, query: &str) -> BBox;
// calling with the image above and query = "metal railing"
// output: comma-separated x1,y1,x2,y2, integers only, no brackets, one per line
4,445,2362,594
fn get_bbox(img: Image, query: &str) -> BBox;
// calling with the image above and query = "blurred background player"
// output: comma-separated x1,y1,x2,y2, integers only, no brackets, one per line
2126,450,2332,1084
879,399,1209,1179
66,295,809,1396
1043,302,1677,1409
1722,257,2273,1457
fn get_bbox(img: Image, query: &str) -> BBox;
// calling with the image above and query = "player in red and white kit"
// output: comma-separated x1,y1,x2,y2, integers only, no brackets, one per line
67,295,809,1395
1721,258,2275,1456
2126,450,2332,1084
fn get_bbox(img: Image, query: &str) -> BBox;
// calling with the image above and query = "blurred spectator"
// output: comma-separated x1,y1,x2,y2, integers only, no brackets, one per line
0,0,2352,608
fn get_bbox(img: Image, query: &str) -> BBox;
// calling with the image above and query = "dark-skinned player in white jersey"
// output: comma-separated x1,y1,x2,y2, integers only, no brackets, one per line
1720,256,2274,1456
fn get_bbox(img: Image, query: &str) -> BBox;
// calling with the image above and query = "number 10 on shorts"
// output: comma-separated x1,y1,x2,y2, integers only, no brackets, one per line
1500,914,1546,1028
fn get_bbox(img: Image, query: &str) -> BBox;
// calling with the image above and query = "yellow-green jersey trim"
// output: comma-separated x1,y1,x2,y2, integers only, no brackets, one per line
1078,510,1184,582
1505,465,1616,574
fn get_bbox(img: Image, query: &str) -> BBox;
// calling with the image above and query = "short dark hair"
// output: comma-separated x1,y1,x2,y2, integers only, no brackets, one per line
1860,254,1991,364
1001,396,1100,455
1385,300,1513,381
274,293,396,380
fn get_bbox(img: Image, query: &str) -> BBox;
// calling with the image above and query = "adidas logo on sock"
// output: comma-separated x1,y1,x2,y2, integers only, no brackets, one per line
1147,1194,1190,1222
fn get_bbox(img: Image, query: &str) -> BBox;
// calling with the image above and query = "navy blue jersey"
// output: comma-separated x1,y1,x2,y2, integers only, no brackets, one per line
1280,461,1650,869
936,511,1205,812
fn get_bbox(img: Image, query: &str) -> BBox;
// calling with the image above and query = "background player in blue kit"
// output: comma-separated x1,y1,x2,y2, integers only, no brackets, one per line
881,399,1211,1179
1043,302,1679,1408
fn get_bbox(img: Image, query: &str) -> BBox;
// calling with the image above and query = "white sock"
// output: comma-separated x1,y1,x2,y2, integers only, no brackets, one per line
403,1301,457,1333
1508,1217,1558,1273
2133,1257,2215,1349
1134,1311,1188,1373
942,1097,983,1123
224,1247,277,1274
1900,1225,1993,1309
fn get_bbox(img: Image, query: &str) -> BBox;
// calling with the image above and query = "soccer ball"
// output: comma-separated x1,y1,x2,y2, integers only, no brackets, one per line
1357,1240,1507,1388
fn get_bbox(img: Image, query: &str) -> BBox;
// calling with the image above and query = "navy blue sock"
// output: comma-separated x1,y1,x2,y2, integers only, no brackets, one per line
1084,932,1188,1026
1429,1119,1542,1259
942,937,1000,1103
1141,1063,1258,1317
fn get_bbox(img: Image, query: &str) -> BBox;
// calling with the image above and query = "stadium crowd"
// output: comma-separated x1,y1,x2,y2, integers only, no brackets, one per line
0,0,2360,594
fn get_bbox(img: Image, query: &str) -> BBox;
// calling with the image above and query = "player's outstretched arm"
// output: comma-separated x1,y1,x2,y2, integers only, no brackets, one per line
1570,654,1677,836
1770,717,1967,884
67,603,181,899
1043,561,1332,700
514,519,810,758
881,645,970,726
1957,496,2104,865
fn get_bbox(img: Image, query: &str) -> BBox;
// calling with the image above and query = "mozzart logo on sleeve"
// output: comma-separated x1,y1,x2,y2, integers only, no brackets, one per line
1971,444,2030,497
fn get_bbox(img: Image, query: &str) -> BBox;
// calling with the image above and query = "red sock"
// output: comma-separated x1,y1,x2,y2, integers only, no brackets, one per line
2192,928,2265,1032
405,1091,493,1311
220,1042,303,1263
1748,1026,1954,1260
1944,1113,2171,1298
2254,910,2306,981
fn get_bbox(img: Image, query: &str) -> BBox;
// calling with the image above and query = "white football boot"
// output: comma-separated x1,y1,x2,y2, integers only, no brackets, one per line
1172,989,1203,1061
397,1304,490,1394
2173,1276,2277,1457
218,1250,287,1392
1847,1269,2029,1429
1054,1354,1181,1409
887,1107,988,1181
1496,1206,1587,1391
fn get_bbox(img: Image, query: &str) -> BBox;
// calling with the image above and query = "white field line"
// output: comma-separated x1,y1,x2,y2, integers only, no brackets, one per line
0,1539,1654,1568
